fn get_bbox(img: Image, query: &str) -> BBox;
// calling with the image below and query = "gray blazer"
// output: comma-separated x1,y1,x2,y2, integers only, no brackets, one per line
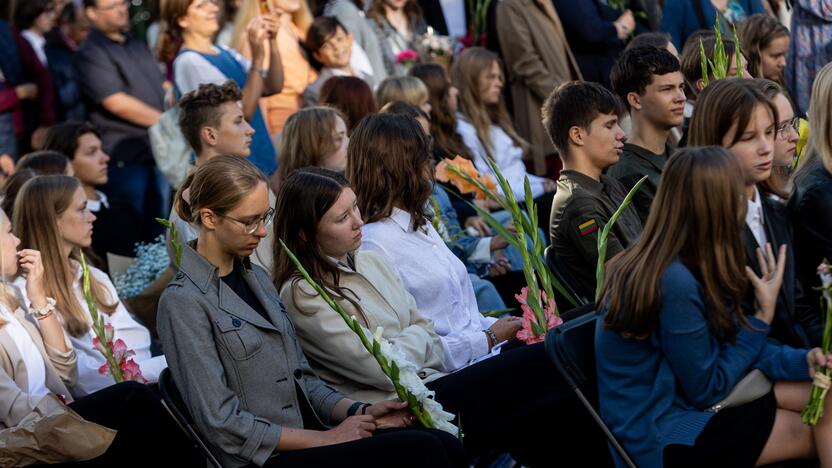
157,244,343,468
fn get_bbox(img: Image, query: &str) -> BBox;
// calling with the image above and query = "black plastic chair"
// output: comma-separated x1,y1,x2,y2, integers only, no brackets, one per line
158,368,223,468
545,312,636,468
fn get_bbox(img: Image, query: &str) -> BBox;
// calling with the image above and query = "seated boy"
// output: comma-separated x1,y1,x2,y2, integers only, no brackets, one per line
303,16,374,107
608,45,686,222
543,81,643,301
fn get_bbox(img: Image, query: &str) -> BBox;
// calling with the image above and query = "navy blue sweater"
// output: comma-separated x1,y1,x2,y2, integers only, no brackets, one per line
596,260,809,467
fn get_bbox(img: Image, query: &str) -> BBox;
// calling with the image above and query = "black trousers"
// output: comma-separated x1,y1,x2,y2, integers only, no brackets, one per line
427,342,610,467
58,381,201,467
256,428,466,467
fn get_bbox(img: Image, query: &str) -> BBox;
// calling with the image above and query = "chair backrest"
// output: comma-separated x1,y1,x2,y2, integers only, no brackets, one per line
545,311,597,391
545,245,591,306
158,368,223,468
545,313,637,468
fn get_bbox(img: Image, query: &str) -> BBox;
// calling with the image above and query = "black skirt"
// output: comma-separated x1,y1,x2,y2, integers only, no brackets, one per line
663,390,777,468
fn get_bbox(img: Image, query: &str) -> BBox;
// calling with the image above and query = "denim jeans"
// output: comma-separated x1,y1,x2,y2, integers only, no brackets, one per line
101,160,170,241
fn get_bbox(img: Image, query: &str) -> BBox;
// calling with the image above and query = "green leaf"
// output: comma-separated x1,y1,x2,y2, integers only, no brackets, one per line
732,23,743,79
699,38,710,88
481,308,516,318
595,176,648,302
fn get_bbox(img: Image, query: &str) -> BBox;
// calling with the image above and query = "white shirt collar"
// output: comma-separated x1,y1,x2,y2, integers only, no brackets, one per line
745,186,766,246
86,191,109,212
21,30,47,65
389,208,413,233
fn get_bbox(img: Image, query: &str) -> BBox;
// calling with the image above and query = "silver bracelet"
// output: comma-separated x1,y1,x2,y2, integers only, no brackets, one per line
483,329,498,349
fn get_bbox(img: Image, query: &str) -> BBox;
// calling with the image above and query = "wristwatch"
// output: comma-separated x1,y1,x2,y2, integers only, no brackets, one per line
29,297,56,320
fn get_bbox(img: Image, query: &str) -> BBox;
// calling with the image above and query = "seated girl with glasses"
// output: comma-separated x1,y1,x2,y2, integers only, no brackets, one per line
157,155,466,468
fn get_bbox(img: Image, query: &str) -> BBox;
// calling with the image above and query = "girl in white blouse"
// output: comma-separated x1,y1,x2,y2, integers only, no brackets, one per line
12,176,166,397
0,207,199,465
452,47,557,229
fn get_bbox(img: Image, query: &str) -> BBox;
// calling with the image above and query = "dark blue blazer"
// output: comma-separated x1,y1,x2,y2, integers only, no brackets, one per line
661,0,765,50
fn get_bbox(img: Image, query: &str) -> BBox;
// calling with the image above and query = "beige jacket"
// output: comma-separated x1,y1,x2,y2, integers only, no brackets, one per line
0,293,115,467
279,250,446,402
496,0,582,171
0,302,76,428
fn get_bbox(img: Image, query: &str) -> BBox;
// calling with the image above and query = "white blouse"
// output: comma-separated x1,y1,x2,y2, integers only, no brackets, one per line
0,304,49,400
361,208,498,371
456,115,546,200
14,263,167,397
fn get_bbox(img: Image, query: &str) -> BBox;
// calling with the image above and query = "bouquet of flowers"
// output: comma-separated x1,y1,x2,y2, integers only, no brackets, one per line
418,28,454,57
802,260,832,426
279,240,458,435
81,253,146,384
699,15,743,88
436,156,571,343
112,235,170,299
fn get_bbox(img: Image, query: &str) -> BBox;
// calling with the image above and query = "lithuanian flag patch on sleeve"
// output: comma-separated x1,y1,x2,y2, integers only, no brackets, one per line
578,219,598,236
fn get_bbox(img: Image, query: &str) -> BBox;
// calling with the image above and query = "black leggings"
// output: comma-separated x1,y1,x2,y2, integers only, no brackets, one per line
427,342,609,467
255,428,466,467
59,381,201,467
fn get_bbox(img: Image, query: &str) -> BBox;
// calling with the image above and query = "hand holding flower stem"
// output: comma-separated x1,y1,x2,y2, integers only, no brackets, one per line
279,240,458,434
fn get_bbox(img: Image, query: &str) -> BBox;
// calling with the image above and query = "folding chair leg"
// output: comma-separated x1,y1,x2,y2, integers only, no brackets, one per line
573,389,637,468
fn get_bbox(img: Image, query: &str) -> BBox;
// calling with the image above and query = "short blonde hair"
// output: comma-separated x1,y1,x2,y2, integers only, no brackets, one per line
375,76,429,110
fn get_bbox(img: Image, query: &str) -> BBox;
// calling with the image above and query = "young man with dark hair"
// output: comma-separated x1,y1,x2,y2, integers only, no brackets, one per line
607,45,686,222
43,121,142,271
303,16,373,106
543,81,642,301
178,80,254,164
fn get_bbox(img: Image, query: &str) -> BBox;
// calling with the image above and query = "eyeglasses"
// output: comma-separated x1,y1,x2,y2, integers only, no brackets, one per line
219,207,274,235
95,0,129,11
776,116,800,140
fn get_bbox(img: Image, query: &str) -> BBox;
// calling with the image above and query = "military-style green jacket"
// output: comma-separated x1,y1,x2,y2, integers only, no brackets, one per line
549,169,643,301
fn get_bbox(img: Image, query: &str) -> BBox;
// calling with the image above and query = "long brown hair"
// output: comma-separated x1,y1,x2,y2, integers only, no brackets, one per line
13,176,117,337
601,146,750,342
366,0,423,31
272,168,366,321
738,14,789,85
157,0,191,63
688,78,778,148
346,113,433,230
411,63,473,160
451,47,527,160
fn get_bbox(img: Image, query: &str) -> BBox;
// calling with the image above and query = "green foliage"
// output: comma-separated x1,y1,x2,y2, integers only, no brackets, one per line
155,218,182,268
595,176,648,303
699,16,743,88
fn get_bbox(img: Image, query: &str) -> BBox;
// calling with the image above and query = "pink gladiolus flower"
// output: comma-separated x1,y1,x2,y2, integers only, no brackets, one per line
120,358,146,383
111,338,135,362
818,262,831,275
514,287,563,344
98,362,110,376
92,336,107,355
104,323,114,343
